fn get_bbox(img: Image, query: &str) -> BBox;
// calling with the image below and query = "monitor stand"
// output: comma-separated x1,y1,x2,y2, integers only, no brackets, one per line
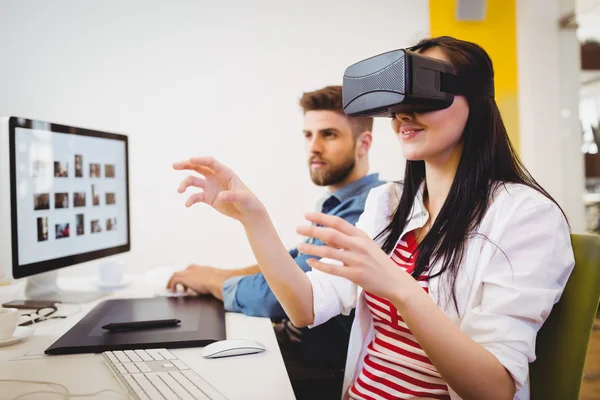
23,270,106,303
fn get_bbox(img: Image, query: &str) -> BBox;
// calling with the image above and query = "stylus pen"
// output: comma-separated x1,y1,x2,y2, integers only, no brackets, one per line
102,318,181,332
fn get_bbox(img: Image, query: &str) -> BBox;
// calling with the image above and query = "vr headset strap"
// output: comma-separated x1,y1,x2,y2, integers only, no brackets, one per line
441,73,495,98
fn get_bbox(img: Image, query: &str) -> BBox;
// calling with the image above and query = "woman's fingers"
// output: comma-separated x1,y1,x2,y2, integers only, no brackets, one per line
185,192,206,207
296,225,355,250
189,157,232,176
303,212,366,237
178,176,206,194
172,160,215,176
297,243,354,265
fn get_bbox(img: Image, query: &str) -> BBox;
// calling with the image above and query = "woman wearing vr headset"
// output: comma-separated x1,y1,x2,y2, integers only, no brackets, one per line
174,36,573,400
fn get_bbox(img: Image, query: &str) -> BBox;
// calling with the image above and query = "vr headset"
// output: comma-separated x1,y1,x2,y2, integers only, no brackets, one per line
342,48,494,117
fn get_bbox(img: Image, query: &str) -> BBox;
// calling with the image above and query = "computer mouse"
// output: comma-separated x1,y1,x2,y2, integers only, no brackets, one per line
200,339,266,359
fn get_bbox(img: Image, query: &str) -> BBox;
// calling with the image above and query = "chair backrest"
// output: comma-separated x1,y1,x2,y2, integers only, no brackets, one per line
529,233,600,400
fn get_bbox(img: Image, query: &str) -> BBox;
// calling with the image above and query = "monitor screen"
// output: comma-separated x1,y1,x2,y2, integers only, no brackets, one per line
8,117,130,279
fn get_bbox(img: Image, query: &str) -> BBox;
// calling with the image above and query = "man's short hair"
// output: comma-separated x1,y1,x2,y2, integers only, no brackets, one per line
299,85,373,137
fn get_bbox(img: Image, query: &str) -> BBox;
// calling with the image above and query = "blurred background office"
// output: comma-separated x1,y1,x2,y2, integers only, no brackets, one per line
1,0,600,398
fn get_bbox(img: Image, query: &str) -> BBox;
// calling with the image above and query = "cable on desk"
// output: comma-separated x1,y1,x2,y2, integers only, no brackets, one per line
0,379,132,399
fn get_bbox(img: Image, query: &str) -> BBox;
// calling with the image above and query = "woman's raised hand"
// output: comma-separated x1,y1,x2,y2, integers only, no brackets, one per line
173,157,266,224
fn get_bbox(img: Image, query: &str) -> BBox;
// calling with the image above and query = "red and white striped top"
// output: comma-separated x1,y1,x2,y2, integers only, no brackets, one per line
348,231,450,400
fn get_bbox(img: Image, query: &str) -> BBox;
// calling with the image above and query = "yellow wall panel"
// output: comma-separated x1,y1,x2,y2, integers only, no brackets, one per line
429,0,519,151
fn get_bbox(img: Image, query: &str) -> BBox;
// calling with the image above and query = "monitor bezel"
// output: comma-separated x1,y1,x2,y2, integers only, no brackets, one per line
9,117,131,279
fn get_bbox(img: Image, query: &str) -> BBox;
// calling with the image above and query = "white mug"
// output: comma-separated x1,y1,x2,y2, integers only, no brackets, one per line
98,260,125,286
0,308,19,340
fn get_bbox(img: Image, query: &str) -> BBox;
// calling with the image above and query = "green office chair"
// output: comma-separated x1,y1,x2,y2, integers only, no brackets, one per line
530,233,600,400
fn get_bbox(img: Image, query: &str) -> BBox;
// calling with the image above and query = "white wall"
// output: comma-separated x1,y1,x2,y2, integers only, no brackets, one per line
576,0,600,42
0,0,428,275
517,0,586,232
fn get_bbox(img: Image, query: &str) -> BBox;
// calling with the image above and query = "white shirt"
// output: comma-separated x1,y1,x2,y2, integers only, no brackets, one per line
306,182,575,400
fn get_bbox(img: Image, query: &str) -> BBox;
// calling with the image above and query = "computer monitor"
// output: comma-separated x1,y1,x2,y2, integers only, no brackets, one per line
0,117,130,302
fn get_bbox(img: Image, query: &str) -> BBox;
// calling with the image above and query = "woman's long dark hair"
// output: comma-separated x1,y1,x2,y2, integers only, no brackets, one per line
375,36,566,311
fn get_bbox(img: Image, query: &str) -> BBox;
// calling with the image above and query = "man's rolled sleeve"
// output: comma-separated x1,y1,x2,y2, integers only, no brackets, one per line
222,276,245,312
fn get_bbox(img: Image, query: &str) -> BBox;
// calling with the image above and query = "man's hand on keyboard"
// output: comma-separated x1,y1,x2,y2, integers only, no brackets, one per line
166,265,233,301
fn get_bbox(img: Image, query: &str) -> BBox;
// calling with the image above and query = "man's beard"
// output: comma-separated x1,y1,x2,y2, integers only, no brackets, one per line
309,155,356,187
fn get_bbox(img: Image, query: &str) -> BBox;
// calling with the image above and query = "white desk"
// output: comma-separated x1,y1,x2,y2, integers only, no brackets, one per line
0,271,295,400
